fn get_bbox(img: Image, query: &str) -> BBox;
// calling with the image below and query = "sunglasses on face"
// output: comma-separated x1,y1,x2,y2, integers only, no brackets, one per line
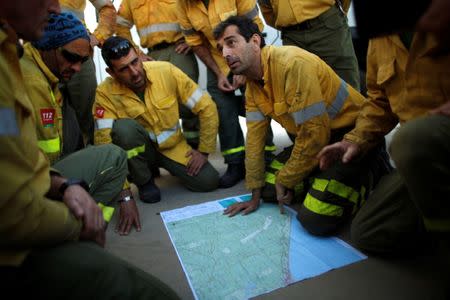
58,47,89,64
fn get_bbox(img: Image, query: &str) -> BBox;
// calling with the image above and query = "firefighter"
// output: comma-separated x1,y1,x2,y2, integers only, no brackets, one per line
257,0,360,91
116,0,201,149
21,12,140,236
60,0,117,144
94,36,220,203
318,30,450,253
177,0,276,188
0,1,180,299
216,16,390,235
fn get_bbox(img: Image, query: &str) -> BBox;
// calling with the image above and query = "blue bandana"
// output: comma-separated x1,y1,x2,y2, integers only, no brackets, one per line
32,12,89,51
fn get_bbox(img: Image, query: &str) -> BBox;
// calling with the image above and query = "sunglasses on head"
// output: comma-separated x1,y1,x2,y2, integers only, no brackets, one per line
58,47,89,64
109,40,132,55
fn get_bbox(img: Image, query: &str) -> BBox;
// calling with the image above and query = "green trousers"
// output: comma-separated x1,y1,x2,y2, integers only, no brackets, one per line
66,57,97,144
149,44,200,147
281,5,360,91
352,115,450,254
262,127,391,236
0,241,180,300
111,119,219,192
53,144,128,206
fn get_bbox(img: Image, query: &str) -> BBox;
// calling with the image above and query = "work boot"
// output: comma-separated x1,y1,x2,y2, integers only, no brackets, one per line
137,177,161,203
219,163,245,188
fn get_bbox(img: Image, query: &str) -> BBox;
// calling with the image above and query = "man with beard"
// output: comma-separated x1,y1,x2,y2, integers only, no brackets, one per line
94,36,220,203
215,16,391,236
21,12,141,236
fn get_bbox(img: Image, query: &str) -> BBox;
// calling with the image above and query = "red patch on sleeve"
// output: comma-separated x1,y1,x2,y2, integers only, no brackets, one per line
40,108,56,127
95,106,105,118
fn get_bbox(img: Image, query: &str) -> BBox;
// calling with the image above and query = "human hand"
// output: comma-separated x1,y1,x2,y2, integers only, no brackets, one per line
217,74,235,93
430,100,450,117
186,149,207,176
116,198,141,235
63,185,105,245
275,182,293,214
232,74,246,90
417,0,450,51
175,41,191,55
317,140,361,170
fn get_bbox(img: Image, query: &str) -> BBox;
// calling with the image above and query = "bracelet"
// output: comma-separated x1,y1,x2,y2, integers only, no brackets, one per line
59,178,89,197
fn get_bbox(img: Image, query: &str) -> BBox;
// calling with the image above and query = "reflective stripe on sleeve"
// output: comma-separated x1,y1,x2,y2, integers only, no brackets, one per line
96,119,114,129
183,131,200,139
246,111,266,122
184,87,203,110
312,178,359,204
98,203,115,222
265,172,276,184
222,145,245,156
38,137,61,154
0,108,19,136
127,144,145,159
327,79,349,119
181,27,196,35
304,193,344,217
148,123,181,145
243,5,259,20
61,6,84,20
291,101,326,125
116,15,133,28
139,23,181,37
269,159,284,170
91,0,110,10
265,145,276,152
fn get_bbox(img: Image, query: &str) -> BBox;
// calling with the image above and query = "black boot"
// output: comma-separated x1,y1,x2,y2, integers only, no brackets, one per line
219,163,245,188
137,177,161,203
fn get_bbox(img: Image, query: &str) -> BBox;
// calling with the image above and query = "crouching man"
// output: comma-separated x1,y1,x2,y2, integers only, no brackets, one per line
94,37,220,203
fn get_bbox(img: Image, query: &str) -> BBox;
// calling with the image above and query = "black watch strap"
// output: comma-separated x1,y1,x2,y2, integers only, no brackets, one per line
59,178,89,196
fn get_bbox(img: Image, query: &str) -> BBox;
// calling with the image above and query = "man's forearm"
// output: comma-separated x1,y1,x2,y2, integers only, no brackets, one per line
192,44,222,77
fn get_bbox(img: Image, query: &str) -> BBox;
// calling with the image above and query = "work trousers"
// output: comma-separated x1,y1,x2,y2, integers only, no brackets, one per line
66,57,97,144
52,144,129,222
281,5,360,91
262,132,391,236
111,119,219,192
352,115,450,254
0,241,180,300
207,69,275,164
149,44,200,148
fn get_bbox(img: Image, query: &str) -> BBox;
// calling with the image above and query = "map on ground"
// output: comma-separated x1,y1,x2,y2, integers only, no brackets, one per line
161,194,366,300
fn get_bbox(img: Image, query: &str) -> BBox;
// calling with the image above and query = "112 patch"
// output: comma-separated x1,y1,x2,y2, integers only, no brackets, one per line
40,108,55,127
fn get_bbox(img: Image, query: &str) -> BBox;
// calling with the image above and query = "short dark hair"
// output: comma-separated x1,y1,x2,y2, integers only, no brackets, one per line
101,36,134,68
213,16,266,48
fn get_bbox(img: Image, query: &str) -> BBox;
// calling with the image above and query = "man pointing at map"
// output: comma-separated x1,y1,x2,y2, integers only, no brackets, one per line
215,16,391,236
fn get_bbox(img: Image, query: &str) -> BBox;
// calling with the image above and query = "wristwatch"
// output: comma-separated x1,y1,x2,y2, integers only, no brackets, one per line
59,178,89,196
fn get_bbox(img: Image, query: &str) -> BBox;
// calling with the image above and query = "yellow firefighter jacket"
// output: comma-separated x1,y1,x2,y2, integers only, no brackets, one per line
59,0,116,44
258,0,336,28
245,45,364,189
116,0,183,49
0,23,81,267
20,43,64,164
344,33,450,151
94,61,218,165
177,0,263,76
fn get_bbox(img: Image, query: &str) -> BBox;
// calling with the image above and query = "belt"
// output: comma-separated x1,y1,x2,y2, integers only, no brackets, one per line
148,41,173,51
282,4,341,31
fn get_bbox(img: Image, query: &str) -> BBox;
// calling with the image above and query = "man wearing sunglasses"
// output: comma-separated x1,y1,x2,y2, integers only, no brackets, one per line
20,12,142,236
94,36,220,203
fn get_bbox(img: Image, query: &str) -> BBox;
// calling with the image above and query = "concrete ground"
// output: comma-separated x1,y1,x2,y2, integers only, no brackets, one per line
105,120,450,300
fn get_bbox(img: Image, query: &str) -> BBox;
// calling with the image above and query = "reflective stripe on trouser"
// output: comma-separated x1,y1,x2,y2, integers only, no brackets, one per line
98,202,115,222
